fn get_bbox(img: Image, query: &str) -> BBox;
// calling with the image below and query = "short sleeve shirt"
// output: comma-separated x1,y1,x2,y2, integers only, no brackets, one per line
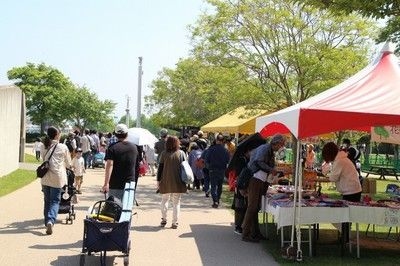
105,141,138,189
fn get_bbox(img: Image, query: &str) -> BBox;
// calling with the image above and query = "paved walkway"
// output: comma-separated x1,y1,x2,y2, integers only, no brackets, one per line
0,164,279,266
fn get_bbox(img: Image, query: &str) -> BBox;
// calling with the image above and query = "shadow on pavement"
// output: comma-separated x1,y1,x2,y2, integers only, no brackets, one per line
0,218,44,236
185,223,272,266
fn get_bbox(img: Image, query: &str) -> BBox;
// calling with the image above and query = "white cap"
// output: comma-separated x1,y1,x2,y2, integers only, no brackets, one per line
115,124,128,134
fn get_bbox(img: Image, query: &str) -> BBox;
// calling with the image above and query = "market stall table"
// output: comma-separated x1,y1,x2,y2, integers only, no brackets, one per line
262,195,350,256
348,203,400,258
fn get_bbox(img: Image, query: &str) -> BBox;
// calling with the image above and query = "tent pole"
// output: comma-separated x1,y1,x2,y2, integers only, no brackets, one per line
289,139,303,261
296,140,303,262
290,139,300,246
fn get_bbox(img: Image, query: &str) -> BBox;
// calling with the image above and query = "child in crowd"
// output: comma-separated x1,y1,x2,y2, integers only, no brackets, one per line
72,148,86,194
33,138,42,161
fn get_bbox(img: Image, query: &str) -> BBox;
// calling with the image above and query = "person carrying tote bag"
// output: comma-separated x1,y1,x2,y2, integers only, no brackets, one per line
157,136,187,229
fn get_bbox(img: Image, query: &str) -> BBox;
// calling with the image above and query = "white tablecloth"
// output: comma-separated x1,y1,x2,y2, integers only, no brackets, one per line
349,205,400,227
263,196,400,258
263,196,400,228
264,199,349,228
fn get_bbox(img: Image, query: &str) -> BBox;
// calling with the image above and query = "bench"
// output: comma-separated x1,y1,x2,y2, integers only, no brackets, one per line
364,166,399,181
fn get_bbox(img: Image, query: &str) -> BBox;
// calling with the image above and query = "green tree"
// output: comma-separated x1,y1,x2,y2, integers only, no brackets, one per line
67,85,116,132
191,0,377,110
7,63,74,133
298,0,400,50
297,0,399,18
145,57,266,128
8,63,116,134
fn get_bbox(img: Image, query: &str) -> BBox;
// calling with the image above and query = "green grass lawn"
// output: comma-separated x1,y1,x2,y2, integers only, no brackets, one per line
0,153,37,197
0,169,36,197
221,177,400,265
24,153,39,163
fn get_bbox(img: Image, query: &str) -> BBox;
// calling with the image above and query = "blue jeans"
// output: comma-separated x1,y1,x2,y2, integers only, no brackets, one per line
82,151,91,169
209,169,225,204
42,185,62,225
202,168,210,193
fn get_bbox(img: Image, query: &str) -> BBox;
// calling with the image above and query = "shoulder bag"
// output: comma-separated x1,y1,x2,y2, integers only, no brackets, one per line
36,144,58,178
179,151,194,184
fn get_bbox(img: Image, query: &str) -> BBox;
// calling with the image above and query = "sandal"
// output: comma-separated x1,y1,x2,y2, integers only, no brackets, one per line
160,219,167,227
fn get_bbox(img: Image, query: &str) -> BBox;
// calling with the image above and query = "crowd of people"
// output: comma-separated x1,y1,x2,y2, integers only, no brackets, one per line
37,124,364,245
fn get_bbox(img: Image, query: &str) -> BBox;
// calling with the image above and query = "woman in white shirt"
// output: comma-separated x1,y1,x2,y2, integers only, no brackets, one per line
321,141,362,243
40,126,71,235
321,142,362,201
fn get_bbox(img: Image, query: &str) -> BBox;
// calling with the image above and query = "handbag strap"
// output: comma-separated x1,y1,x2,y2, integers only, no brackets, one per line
46,143,58,161
179,150,186,162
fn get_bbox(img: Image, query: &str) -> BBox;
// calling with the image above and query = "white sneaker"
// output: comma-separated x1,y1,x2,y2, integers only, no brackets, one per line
46,222,53,235
234,229,242,235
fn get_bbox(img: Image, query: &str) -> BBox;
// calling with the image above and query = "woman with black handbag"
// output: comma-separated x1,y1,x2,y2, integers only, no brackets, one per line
40,126,71,235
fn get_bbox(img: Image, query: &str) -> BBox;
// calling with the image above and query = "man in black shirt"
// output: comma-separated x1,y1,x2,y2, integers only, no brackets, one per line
102,124,138,200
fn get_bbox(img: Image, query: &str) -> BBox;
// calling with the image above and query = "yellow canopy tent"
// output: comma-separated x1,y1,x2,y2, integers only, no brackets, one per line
201,106,269,135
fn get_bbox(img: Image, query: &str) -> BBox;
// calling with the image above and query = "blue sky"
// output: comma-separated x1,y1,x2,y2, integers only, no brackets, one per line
0,0,206,119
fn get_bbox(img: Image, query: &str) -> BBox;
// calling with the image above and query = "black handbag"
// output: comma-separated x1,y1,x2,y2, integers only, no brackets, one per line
36,144,57,178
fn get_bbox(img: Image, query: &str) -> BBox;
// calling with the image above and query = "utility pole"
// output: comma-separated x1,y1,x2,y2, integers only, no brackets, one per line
125,95,130,127
136,57,143,128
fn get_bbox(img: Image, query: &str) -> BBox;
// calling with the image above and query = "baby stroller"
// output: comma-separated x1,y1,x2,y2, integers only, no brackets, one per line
81,181,136,266
58,168,77,224
92,152,105,168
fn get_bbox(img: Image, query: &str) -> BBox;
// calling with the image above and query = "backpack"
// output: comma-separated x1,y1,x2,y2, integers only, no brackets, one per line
65,139,74,152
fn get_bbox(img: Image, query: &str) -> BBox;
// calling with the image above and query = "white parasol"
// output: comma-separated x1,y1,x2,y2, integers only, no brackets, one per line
127,127,158,148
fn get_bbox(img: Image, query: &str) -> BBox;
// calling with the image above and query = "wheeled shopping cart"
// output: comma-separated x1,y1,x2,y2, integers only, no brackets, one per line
80,181,136,266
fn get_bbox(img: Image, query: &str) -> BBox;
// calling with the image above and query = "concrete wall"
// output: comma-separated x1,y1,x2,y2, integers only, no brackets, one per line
0,85,22,177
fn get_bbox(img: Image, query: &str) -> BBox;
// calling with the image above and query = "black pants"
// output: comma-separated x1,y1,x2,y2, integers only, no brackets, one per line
193,175,203,189
35,151,41,161
342,192,361,202
341,192,362,243
232,191,247,229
